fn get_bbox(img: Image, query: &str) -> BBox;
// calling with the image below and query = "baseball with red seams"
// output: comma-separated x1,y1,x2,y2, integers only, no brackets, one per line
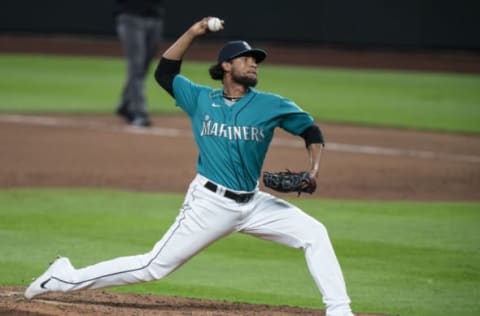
207,17,223,32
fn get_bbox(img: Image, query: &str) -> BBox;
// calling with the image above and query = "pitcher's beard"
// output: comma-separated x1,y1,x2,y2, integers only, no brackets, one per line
232,73,258,88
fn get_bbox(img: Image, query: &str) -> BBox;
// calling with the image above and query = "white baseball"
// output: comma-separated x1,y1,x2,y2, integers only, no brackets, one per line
207,17,223,32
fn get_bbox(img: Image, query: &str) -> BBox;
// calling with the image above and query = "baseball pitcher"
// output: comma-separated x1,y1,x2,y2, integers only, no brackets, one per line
25,17,354,316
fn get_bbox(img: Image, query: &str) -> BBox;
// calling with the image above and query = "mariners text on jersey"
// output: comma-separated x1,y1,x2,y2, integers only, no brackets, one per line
200,119,266,142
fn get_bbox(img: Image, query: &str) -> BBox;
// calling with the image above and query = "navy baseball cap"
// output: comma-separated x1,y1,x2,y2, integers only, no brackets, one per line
217,40,267,63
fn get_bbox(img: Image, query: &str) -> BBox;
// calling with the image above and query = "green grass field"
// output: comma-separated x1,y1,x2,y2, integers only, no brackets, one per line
1,53,480,315
1,189,479,316
1,54,480,133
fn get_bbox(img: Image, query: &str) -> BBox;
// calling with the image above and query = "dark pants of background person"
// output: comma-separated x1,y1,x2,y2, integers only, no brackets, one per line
116,13,163,126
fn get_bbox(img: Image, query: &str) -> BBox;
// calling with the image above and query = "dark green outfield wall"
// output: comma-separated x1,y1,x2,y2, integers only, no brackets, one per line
1,0,479,50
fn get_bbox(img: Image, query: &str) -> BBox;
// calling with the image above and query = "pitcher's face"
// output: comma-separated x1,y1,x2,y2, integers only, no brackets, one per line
226,55,258,87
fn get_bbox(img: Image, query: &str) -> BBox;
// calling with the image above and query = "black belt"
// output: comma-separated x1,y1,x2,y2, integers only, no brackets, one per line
204,181,254,203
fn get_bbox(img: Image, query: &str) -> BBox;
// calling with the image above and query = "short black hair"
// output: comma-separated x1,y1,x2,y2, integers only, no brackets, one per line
209,63,224,81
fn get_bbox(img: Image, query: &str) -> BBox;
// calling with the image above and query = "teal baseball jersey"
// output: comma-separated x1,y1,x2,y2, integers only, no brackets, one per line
173,74,314,191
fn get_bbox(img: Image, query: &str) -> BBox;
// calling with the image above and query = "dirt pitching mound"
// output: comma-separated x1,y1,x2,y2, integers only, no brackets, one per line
0,286,388,316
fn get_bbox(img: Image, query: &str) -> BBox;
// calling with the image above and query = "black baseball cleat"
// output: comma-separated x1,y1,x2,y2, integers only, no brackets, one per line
116,106,135,123
24,257,74,299
130,116,152,127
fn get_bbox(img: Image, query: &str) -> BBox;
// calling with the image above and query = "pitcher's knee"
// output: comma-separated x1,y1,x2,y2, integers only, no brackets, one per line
147,256,184,280
303,221,331,248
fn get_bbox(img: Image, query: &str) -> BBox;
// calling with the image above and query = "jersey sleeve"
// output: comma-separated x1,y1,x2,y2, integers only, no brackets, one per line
172,75,202,116
278,98,315,135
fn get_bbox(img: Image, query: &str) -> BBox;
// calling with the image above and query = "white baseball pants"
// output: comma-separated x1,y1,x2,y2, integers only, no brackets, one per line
46,174,353,316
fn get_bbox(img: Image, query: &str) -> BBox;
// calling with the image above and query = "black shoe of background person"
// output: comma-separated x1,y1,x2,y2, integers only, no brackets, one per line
116,105,135,123
130,115,152,127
